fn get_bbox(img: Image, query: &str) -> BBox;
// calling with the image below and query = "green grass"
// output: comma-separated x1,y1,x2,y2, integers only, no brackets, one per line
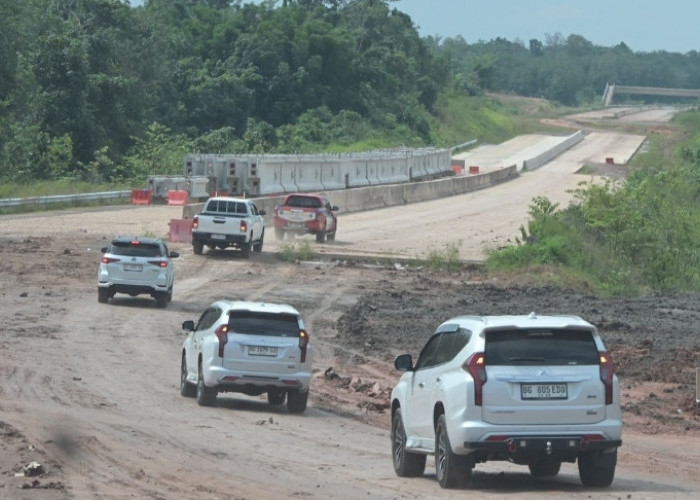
279,240,315,262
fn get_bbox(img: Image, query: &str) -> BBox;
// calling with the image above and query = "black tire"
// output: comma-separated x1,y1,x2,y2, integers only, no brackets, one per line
391,408,426,477
193,239,204,255
98,288,109,303
529,458,562,477
240,242,251,259
267,389,286,406
196,362,217,406
315,226,326,243
155,291,168,308
287,389,308,414
327,230,336,242
435,414,471,489
168,286,173,302
578,449,617,487
180,354,196,398
274,228,284,241
254,230,264,252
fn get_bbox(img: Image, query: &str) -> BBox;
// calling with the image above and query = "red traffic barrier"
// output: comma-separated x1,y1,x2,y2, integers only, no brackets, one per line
468,166,480,174
168,218,193,243
130,189,152,205
167,189,189,206
605,157,615,165
450,165,464,175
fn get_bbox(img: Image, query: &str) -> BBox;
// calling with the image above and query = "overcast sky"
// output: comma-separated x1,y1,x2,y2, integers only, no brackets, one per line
393,0,698,53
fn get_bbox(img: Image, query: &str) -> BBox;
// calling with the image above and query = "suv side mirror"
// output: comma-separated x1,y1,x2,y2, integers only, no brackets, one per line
331,206,339,211
259,209,267,216
169,251,179,258
182,320,195,332
101,247,108,253
394,354,413,372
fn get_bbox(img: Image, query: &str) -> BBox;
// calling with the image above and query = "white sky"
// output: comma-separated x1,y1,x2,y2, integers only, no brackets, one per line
393,0,699,53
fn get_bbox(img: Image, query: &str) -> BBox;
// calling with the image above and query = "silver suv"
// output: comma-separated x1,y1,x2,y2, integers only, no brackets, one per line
97,236,178,308
390,312,622,489
180,300,312,414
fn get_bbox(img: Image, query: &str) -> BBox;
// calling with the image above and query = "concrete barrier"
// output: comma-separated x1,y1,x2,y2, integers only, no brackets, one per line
522,131,584,171
181,164,520,223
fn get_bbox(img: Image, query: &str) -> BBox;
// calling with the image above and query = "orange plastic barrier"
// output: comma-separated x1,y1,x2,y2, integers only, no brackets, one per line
167,190,189,206
605,157,615,165
168,219,193,243
450,165,464,175
130,189,152,205
468,166,480,174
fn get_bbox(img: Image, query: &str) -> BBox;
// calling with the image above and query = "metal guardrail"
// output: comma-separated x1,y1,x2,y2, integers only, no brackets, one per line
0,190,132,208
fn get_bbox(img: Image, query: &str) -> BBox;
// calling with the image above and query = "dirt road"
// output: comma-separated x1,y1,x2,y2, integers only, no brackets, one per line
1,110,699,498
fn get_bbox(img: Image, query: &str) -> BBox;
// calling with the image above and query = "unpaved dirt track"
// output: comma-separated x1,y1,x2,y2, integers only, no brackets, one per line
1,107,699,499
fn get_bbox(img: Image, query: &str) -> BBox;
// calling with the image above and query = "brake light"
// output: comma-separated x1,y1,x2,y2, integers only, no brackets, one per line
298,330,309,362
147,260,168,268
101,257,120,264
463,352,487,406
240,220,247,233
215,325,229,357
599,351,615,404
130,240,141,245
192,216,199,229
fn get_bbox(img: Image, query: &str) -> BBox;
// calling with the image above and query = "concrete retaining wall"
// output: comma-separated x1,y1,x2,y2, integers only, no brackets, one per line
522,131,584,171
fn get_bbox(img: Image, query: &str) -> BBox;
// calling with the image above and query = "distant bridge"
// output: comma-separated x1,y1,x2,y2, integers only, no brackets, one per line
603,83,700,106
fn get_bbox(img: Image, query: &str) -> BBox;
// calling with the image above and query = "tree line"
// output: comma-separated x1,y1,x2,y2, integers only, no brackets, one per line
2,0,699,185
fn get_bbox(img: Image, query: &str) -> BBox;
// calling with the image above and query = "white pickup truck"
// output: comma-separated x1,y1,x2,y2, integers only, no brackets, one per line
191,197,266,258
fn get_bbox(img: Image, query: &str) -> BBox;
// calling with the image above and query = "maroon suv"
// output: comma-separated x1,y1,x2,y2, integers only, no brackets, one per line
272,193,338,242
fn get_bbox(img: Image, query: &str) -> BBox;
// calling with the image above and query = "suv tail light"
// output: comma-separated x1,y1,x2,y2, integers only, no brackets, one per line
298,330,309,362
101,257,120,264
147,260,168,268
599,351,615,404
192,215,199,229
240,220,248,233
215,325,229,357
463,352,487,406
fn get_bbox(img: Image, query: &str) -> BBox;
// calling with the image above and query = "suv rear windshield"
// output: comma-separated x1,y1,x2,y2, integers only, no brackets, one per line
286,196,322,208
109,242,162,257
228,311,300,337
485,328,599,366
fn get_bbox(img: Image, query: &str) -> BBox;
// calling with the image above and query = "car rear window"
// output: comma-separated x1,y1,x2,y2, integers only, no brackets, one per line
205,199,248,214
110,242,161,257
485,328,599,366
286,196,322,208
228,311,301,337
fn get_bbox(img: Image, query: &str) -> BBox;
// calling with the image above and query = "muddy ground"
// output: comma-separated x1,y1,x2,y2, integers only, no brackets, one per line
1,229,699,498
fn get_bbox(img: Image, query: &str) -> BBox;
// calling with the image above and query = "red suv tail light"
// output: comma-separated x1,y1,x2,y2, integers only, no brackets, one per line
215,325,229,357
240,220,248,233
192,215,199,229
298,330,309,362
599,351,615,404
463,352,487,406
101,257,120,264
147,260,168,268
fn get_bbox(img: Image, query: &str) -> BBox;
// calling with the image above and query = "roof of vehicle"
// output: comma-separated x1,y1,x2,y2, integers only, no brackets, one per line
283,193,323,200
110,235,164,246
206,196,254,203
213,299,301,316
439,312,595,331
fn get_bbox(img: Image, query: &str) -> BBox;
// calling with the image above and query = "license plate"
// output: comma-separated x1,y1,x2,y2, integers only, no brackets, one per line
211,233,226,240
521,383,568,400
248,345,277,357
123,263,143,272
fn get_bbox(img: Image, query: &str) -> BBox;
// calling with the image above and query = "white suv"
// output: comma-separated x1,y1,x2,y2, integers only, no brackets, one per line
180,300,312,414
97,236,178,308
390,312,622,489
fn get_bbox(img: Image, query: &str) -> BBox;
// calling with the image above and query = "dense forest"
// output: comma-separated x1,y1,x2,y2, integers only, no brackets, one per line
2,0,700,186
